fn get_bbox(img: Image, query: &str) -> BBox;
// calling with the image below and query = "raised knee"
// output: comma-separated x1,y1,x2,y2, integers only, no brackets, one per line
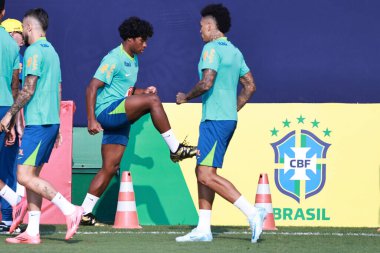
148,94,161,106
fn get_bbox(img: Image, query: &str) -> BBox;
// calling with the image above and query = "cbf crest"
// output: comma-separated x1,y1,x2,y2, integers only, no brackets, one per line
270,115,331,203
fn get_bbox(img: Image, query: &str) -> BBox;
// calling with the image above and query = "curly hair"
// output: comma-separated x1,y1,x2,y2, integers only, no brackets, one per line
118,17,154,41
24,8,49,32
201,3,231,34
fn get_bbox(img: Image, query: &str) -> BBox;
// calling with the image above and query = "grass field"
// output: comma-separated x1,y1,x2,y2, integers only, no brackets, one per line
0,225,379,253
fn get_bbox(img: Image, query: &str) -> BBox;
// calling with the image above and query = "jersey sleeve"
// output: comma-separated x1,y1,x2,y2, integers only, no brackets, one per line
93,55,119,85
239,54,250,77
199,43,220,72
24,46,42,77
13,52,20,70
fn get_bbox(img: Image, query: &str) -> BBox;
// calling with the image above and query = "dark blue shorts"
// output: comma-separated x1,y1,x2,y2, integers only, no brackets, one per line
197,120,237,168
97,98,131,146
18,124,59,167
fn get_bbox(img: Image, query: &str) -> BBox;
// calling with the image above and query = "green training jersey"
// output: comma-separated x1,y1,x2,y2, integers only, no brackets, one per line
23,37,61,125
0,26,20,106
94,44,139,117
198,37,250,121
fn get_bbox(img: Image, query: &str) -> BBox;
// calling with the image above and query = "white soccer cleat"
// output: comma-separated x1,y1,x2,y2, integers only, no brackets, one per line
176,228,213,242
249,207,267,243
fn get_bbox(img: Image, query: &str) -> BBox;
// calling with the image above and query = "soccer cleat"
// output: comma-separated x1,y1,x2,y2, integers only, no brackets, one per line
65,206,83,240
170,140,197,163
175,228,213,242
0,222,25,234
6,231,41,244
80,212,96,226
10,197,28,234
248,207,267,243
0,222,10,234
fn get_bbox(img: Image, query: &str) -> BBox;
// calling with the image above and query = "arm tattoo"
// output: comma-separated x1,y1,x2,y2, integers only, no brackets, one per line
11,70,20,100
237,72,256,111
8,75,38,117
186,69,216,101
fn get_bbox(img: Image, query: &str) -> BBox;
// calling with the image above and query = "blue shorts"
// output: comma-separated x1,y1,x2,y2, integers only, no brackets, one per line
0,106,19,220
18,124,59,167
197,120,237,168
97,98,131,146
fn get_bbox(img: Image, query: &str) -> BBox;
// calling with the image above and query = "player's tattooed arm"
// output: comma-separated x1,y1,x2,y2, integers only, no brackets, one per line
8,75,38,116
0,75,37,132
237,71,256,111
176,69,216,104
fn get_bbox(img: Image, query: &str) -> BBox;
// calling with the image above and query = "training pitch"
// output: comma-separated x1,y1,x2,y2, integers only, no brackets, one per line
0,225,379,253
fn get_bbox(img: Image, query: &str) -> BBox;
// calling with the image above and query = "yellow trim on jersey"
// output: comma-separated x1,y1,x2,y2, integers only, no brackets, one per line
120,44,135,61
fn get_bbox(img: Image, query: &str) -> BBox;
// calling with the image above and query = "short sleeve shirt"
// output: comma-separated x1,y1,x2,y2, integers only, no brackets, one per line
23,37,61,125
198,37,250,121
94,44,139,117
0,26,20,106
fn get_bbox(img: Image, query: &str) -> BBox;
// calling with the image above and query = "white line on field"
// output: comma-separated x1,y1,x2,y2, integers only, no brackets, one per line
44,231,380,237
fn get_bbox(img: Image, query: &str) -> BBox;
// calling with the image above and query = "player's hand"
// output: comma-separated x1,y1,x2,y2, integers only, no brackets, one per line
88,119,103,135
144,86,157,94
5,127,16,146
54,131,63,148
176,92,187,104
0,112,12,133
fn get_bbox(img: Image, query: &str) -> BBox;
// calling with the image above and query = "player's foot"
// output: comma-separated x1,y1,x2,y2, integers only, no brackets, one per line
6,231,41,244
65,206,83,240
0,222,25,234
175,228,213,242
80,212,96,226
10,197,28,234
248,207,267,243
170,140,197,162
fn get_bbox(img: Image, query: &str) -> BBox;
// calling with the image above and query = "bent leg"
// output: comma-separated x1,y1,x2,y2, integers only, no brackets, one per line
124,94,170,133
87,144,125,197
17,165,57,201
196,165,241,203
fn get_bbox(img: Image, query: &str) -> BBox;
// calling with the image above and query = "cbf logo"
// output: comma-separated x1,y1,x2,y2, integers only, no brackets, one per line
270,115,331,203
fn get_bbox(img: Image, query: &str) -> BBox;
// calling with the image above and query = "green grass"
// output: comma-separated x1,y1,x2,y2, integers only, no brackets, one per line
0,225,379,253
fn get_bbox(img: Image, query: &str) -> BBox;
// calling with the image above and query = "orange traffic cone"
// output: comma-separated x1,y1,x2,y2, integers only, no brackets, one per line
254,173,277,230
113,171,142,229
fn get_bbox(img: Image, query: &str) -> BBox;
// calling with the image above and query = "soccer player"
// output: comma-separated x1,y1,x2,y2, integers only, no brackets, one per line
0,8,83,244
80,17,197,225
175,4,267,243
0,0,25,234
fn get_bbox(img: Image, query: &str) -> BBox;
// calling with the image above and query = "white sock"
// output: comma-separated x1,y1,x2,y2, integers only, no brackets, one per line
51,192,75,216
81,193,99,214
16,183,25,198
25,211,40,236
161,129,180,152
0,185,19,206
233,195,257,218
196,209,212,232
2,220,12,226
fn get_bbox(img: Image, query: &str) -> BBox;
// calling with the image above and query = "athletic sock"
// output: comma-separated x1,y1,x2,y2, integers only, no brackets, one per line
196,209,212,233
25,211,40,236
51,192,76,216
16,183,26,198
233,195,257,218
0,185,19,206
81,193,99,214
161,129,180,152
2,220,12,226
